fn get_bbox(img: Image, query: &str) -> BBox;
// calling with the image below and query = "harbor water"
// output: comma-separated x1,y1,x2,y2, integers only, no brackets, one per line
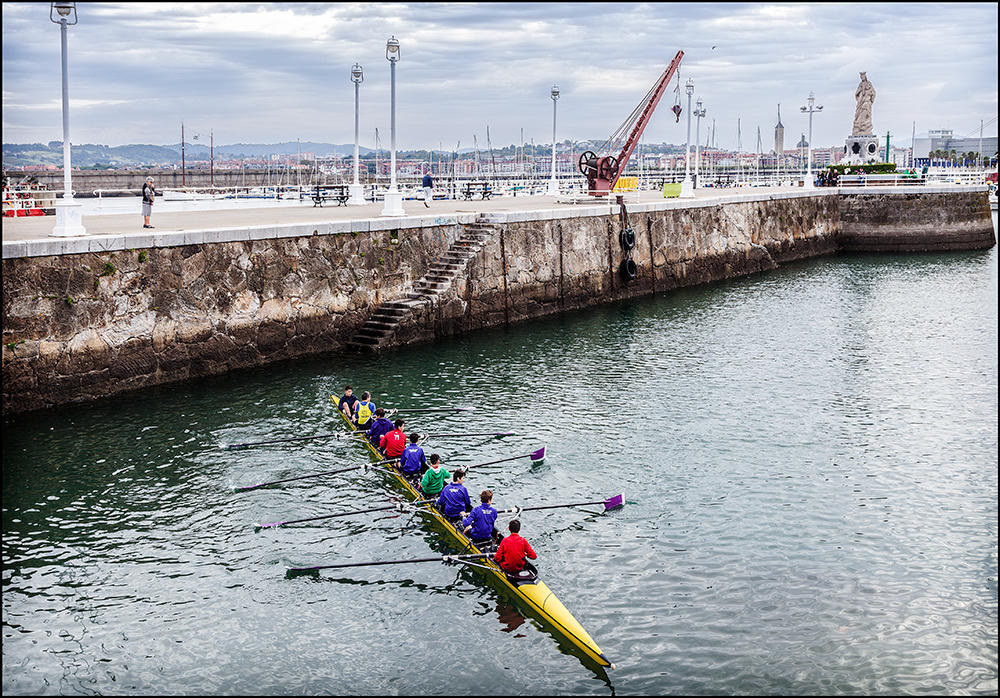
3,221,997,695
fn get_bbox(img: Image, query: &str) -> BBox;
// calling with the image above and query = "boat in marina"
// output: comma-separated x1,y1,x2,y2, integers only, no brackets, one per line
324,402,617,669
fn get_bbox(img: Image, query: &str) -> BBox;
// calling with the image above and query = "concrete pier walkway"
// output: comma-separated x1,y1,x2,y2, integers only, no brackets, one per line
2,187,809,244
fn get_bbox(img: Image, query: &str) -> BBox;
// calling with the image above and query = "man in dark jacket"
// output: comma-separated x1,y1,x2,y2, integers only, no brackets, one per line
141,177,156,228
421,172,433,208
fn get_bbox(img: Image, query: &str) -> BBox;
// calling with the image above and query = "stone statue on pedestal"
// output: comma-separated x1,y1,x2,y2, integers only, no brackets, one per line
843,71,880,164
852,72,876,136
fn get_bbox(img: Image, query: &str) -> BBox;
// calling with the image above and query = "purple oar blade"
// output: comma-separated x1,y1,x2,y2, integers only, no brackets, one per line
529,446,546,462
603,493,625,511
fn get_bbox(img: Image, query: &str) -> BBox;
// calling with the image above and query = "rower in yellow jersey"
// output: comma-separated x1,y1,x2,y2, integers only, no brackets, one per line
354,391,376,428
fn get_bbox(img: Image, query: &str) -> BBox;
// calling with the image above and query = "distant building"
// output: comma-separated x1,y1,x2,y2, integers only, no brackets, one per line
774,105,784,156
912,128,998,163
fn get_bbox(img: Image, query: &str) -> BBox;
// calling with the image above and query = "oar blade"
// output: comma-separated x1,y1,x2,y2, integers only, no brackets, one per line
603,493,625,511
529,446,546,463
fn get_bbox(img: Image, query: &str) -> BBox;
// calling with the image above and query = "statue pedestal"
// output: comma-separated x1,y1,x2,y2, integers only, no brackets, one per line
843,134,880,165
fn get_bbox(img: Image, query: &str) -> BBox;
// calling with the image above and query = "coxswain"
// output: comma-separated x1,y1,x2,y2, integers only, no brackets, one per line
398,432,426,482
436,468,472,522
354,391,376,428
419,453,449,498
366,408,394,446
462,489,499,547
379,419,407,459
493,519,537,574
338,385,358,422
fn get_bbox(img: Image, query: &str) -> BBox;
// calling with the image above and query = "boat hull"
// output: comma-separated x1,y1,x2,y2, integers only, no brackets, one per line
334,404,612,668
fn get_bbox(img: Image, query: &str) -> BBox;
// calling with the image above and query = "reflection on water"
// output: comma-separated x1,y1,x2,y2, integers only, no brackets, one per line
2,243,997,696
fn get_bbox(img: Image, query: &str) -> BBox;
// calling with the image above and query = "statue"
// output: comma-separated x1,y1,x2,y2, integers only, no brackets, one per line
852,72,876,135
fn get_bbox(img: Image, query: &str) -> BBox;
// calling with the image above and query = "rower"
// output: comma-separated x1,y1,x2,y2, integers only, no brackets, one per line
354,391,376,429
398,432,426,483
436,469,472,523
419,454,449,498
379,419,407,459
366,408,394,445
338,385,359,423
462,489,499,548
493,519,537,578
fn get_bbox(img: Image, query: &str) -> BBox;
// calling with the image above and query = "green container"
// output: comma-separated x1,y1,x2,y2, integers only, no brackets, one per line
662,183,682,198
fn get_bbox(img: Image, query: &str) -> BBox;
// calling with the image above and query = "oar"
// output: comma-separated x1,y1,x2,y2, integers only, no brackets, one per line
391,407,476,413
286,553,492,577
234,458,399,492
422,431,515,438
461,446,546,470
255,498,436,530
226,431,352,450
499,493,625,516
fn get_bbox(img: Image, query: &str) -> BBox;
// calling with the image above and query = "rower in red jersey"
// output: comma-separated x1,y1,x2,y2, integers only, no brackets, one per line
493,519,537,573
379,419,407,459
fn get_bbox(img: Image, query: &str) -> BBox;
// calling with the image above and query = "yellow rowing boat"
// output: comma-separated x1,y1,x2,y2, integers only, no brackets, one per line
333,400,614,669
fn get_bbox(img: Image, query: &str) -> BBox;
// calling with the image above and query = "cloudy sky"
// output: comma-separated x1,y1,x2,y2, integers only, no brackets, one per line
2,2,997,151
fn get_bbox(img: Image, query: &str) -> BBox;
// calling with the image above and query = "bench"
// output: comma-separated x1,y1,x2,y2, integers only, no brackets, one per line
310,185,350,206
460,181,492,200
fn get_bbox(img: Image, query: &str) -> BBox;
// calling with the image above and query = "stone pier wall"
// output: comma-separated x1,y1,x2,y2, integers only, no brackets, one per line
2,188,994,414
395,194,839,345
2,223,463,412
838,190,996,252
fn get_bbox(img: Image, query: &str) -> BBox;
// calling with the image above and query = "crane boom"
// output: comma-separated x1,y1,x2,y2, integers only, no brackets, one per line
579,50,684,195
613,51,684,188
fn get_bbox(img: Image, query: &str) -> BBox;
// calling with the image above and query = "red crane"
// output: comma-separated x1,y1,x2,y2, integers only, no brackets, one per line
579,50,684,196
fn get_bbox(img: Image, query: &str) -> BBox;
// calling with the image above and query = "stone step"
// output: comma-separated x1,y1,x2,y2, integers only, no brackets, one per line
356,327,392,339
364,319,399,330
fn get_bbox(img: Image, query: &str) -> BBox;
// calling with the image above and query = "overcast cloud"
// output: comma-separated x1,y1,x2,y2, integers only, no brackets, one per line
2,2,997,150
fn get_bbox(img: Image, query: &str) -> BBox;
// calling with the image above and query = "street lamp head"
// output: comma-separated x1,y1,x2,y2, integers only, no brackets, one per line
50,2,77,24
386,36,400,62
351,63,364,83
685,78,694,95
696,97,703,111
551,84,560,101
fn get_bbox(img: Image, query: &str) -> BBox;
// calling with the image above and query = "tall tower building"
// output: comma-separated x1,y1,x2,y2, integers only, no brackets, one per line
774,104,784,156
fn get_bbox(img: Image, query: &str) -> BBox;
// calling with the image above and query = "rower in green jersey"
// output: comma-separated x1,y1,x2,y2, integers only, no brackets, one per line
419,454,449,498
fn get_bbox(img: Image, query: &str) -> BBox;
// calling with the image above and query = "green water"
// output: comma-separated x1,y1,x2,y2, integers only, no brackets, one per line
3,245,997,695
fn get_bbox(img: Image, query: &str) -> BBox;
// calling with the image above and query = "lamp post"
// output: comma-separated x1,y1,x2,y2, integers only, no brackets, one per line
381,36,405,216
348,63,365,205
693,97,706,189
49,2,85,236
680,78,695,198
547,85,560,196
800,91,822,188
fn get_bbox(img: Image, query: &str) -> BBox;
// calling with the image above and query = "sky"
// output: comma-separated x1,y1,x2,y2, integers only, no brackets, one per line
2,2,998,151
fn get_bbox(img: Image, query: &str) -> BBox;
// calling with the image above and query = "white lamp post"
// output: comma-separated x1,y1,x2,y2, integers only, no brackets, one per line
380,36,405,217
49,2,85,236
348,63,365,205
547,85,560,196
693,97,706,189
680,78,695,198
800,91,822,189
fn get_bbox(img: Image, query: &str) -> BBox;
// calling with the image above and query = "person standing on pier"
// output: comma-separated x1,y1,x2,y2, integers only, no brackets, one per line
421,171,433,208
141,177,156,228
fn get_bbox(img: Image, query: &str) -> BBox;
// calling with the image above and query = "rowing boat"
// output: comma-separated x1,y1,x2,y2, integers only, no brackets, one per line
333,400,614,669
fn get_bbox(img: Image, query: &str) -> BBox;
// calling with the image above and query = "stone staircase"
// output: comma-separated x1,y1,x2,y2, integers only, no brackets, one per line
346,223,495,352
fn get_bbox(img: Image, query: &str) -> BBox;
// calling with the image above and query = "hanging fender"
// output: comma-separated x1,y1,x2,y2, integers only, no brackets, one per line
619,258,638,281
619,227,636,251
